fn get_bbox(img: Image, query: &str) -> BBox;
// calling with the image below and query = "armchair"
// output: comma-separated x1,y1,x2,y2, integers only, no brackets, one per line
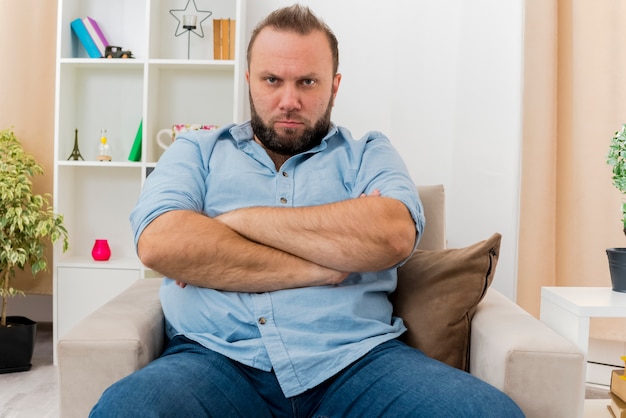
57,185,585,418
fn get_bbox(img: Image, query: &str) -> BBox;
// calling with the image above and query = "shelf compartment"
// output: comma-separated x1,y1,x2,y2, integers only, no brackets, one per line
57,64,143,162
56,165,142,261
144,64,235,162
59,0,147,59
148,0,238,60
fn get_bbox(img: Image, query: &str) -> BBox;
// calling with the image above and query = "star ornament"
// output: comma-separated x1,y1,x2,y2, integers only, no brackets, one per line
169,0,212,38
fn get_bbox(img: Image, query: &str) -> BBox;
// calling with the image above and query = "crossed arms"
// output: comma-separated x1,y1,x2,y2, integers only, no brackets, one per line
137,194,416,293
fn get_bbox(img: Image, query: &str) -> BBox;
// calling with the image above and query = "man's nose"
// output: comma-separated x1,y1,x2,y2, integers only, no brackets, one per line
278,84,301,112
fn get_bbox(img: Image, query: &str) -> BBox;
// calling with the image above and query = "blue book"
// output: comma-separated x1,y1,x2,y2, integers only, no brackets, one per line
70,18,101,58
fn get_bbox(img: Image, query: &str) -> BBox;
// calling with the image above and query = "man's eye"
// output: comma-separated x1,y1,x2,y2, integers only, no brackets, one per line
266,77,278,84
302,79,316,86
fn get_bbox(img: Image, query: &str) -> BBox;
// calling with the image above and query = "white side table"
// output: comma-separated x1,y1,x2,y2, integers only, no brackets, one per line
540,286,626,360
541,287,626,417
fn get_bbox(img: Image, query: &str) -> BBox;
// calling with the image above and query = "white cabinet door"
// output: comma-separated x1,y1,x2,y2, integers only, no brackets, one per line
56,267,140,339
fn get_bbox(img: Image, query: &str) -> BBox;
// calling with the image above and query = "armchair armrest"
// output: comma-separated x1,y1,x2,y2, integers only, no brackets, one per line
58,278,164,418
470,288,586,418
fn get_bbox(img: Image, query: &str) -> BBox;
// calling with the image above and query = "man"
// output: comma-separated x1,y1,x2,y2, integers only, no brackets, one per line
91,5,523,417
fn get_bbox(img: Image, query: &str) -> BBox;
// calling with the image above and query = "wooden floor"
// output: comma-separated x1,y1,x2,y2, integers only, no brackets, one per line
0,323,58,418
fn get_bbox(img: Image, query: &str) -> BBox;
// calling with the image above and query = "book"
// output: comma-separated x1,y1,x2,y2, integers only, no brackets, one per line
213,19,221,60
609,392,626,418
70,18,101,58
228,19,236,60
612,369,626,403
221,19,231,60
213,19,236,60
82,17,109,57
128,119,142,162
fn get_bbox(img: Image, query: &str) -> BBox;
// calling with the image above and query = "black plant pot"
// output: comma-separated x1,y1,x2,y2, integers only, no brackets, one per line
606,248,626,292
0,316,37,373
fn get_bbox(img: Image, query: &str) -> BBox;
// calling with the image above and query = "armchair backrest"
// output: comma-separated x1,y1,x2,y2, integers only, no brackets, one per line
415,185,445,251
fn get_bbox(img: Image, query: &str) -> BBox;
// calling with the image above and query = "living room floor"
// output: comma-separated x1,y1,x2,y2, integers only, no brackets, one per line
0,323,613,417
0,323,57,418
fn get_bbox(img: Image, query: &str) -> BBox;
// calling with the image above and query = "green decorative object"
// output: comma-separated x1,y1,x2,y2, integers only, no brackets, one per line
0,128,69,328
128,119,142,162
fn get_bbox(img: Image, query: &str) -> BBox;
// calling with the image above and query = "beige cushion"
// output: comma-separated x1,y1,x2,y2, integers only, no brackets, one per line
390,233,501,371
415,184,445,251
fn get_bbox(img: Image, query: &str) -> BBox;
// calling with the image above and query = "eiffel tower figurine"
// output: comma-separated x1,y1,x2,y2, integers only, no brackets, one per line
67,128,84,161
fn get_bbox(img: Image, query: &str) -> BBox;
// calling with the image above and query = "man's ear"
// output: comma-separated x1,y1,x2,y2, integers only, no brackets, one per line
245,71,250,85
332,73,342,106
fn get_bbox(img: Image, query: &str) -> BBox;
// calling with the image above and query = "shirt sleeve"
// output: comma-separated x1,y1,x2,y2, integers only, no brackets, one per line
129,130,217,249
353,130,425,254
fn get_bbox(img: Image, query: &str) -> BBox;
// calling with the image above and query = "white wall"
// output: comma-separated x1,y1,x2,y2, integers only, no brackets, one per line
247,1,524,300
3,295,53,323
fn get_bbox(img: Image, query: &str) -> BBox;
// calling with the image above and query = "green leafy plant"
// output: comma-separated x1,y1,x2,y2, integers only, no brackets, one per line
0,129,69,327
608,124,626,232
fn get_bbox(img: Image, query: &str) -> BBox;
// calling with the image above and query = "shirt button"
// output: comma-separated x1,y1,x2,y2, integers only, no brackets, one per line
282,171,289,177
258,317,267,325
280,197,288,204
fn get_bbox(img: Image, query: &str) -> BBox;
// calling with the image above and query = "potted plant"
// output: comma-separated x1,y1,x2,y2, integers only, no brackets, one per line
606,123,626,292
0,128,69,373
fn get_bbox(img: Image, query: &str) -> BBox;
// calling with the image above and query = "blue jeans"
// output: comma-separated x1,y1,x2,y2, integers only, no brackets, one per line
90,336,524,417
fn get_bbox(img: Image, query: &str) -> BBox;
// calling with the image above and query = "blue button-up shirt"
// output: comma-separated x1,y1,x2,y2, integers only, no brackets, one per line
130,121,424,397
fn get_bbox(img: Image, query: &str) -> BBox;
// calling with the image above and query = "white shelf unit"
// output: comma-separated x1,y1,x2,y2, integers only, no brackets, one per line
52,0,247,361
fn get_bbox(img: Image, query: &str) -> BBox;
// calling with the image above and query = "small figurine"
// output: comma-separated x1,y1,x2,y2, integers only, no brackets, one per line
104,46,134,59
67,128,84,161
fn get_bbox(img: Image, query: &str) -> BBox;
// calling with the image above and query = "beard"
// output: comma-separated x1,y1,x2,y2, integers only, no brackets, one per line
250,95,333,156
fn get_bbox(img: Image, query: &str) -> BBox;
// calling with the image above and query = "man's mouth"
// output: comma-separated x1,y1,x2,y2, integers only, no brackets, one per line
274,120,304,129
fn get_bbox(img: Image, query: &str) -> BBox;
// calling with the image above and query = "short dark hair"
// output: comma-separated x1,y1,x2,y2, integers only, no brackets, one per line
247,4,339,74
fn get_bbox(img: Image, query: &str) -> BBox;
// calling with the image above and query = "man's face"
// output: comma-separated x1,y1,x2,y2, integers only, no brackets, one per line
246,28,341,156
